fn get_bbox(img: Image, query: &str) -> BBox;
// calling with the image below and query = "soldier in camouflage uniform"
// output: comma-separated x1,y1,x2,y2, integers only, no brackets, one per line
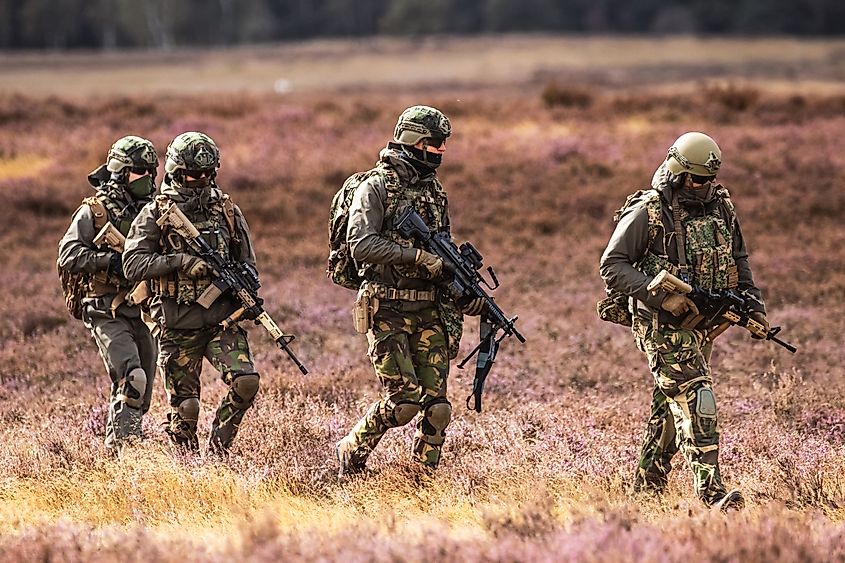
58,136,159,454
336,106,485,477
600,132,769,510
123,132,260,453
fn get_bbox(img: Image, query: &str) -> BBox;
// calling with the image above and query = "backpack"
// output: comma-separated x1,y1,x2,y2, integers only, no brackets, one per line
58,197,109,320
327,169,385,290
596,189,662,327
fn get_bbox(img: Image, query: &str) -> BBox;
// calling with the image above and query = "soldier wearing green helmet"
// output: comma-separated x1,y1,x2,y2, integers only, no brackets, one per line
123,131,261,454
599,131,769,511
335,105,484,478
58,135,159,455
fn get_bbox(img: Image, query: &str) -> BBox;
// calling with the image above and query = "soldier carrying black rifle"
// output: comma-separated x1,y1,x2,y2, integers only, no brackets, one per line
599,132,770,511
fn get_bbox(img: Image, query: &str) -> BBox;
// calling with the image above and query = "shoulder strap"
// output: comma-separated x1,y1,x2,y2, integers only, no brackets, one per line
220,193,240,245
670,190,689,278
83,196,108,231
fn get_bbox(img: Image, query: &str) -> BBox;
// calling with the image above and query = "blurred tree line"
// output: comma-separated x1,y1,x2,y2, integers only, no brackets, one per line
1,0,843,49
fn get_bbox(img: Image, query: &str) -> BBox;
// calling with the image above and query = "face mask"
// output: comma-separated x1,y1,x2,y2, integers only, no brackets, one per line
687,181,716,201
402,145,442,170
127,175,155,199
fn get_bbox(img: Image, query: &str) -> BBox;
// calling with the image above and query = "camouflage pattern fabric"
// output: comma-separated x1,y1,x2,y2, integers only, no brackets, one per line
436,296,463,359
343,304,450,468
83,306,157,452
681,201,738,289
639,188,738,291
632,318,726,505
157,324,257,451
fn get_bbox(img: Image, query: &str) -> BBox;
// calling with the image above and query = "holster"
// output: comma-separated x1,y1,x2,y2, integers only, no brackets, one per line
353,282,379,334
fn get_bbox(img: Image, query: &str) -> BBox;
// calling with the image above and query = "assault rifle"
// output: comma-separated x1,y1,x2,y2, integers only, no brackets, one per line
157,201,309,374
395,207,526,412
647,270,796,353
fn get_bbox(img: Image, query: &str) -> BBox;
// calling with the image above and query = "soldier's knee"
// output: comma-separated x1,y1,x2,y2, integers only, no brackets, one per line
176,397,200,428
230,373,260,409
695,387,717,419
426,399,452,431
420,398,452,445
393,401,422,426
118,367,147,409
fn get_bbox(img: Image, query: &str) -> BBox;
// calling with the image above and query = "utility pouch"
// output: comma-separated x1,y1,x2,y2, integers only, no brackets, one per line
597,291,632,327
353,284,378,334
128,280,152,307
196,280,224,309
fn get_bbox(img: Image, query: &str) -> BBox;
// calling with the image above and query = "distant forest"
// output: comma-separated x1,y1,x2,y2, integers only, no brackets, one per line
2,0,844,50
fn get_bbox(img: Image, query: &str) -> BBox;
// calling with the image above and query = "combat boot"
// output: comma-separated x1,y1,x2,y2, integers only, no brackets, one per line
713,489,745,512
336,436,366,480
164,413,199,452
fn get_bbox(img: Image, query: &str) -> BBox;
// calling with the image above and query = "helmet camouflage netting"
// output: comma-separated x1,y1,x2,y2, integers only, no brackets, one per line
106,135,158,173
164,131,220,175
393,105,451,146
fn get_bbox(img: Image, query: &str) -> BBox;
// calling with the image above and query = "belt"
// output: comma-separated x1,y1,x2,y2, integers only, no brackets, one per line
371,285,435,302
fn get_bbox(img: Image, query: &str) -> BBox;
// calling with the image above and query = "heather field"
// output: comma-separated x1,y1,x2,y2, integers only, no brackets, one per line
2,39,845,562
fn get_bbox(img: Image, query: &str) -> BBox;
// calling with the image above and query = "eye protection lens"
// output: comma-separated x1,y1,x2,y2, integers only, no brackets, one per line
690,173,715,184
185,169,214,179
426,136,446,149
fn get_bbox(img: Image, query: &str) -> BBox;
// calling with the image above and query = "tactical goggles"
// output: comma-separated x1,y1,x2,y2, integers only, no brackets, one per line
184,169,215,178
130,166,155,175
689,173,715,185
426,136,447,149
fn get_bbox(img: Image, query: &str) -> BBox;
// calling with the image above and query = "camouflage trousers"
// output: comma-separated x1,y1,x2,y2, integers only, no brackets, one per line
157,324,258,452
84,304,157,453
343,304,451,468
632,317,727,506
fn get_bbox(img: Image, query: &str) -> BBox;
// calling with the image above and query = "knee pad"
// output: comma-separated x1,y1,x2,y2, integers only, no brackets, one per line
230,373,260,409
695,388,717,419
385,400,421,426
175,397,200,429
117,367,147,409
424,399,452,432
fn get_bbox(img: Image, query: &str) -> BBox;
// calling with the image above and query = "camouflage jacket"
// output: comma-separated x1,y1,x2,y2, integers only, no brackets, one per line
57,182,148,318
122,178,256,330
599,164,765,325
347,147,451,294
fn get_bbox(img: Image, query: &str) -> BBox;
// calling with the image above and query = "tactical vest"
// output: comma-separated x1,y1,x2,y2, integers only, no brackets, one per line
375,164,449,283
636,188,739,290
152,191,238,305
84,193,135,295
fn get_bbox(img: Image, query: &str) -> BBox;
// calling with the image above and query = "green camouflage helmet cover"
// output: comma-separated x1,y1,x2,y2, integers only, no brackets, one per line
393,105,451,146
665,132,721,177
106,135,158,173
164,131,220,175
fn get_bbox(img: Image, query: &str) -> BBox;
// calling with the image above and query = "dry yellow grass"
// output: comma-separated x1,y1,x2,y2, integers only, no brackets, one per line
0,155,51,179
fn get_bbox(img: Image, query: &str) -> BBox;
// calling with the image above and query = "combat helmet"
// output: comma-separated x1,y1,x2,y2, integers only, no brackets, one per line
88,135,158,187
164,132,220,178
393,105,451,147
665,132,721,179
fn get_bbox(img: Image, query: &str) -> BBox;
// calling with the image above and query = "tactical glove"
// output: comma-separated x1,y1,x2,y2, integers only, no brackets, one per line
749,311,769,339
458,296,486,317
178,254,209,279
415,249,443,278
660,293,699,317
